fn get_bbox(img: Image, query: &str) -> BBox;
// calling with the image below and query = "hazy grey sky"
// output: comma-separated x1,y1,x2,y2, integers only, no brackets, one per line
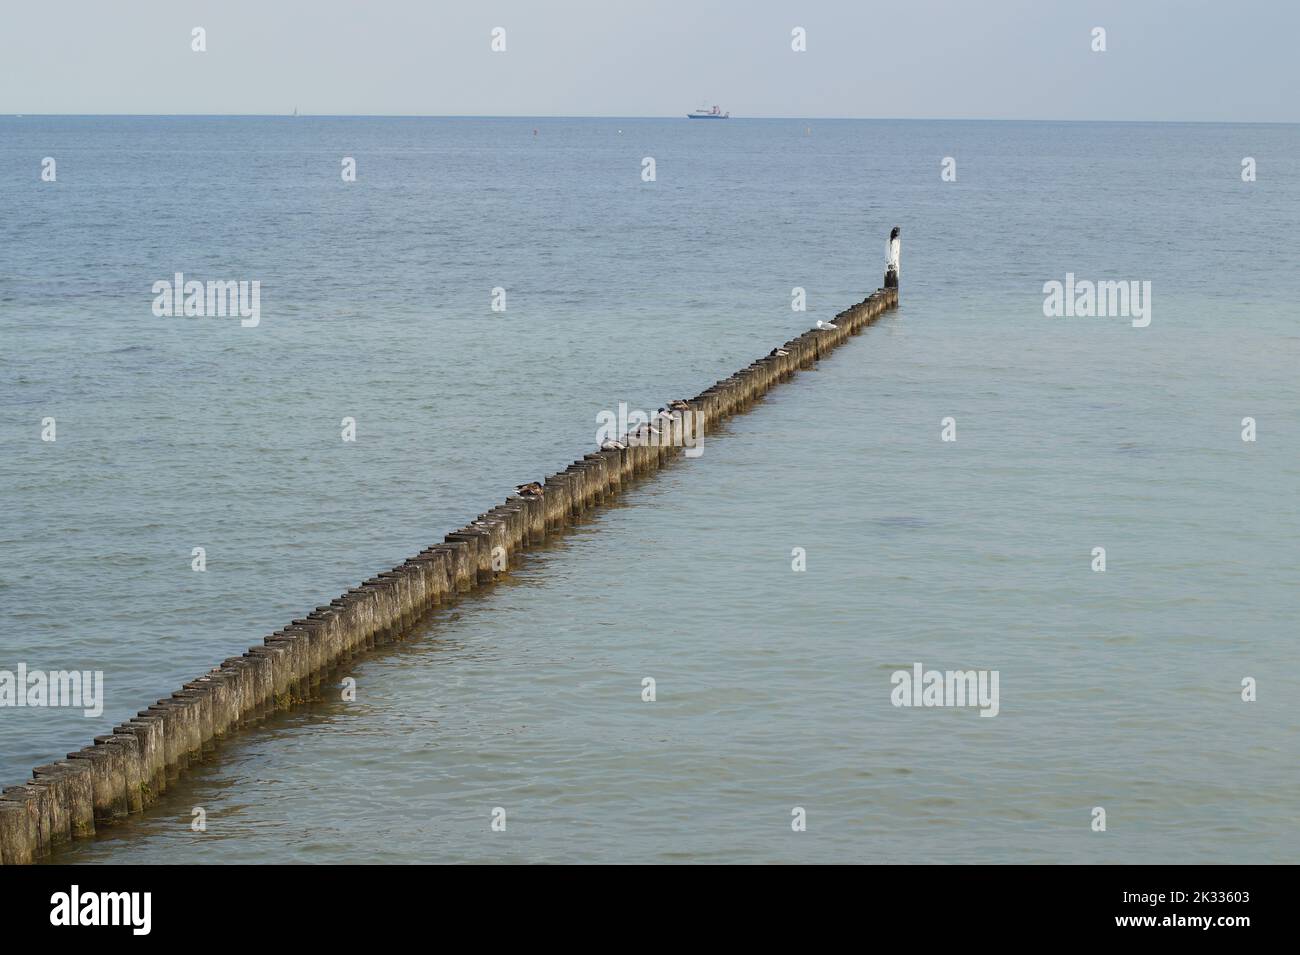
3,0,1295,121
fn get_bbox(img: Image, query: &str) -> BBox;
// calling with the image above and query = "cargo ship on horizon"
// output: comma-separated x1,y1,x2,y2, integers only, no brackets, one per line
687,104,729,119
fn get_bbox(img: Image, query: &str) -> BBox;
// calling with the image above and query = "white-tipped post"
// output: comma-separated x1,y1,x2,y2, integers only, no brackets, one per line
884,226,900,290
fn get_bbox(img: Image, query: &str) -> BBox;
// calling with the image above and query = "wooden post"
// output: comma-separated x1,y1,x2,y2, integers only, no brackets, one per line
884,226,900,290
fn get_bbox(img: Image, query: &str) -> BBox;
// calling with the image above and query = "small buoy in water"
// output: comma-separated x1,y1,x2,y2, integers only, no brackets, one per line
533,128,538,136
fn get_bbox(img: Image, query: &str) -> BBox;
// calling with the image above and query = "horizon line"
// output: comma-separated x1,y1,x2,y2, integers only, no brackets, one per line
5,112,1299,126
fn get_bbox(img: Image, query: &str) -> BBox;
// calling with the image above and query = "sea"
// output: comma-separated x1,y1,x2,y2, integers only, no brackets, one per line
1,116,1297,863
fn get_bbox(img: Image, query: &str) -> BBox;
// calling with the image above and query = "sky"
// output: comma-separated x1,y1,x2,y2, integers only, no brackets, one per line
2,0,1295,122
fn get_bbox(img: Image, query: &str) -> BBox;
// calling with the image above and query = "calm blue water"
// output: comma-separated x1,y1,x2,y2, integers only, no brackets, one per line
1,117,1297,863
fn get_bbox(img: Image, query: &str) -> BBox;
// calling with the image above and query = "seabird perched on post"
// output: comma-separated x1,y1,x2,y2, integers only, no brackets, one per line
884,226,900,290
667,400,691,412
514,482,544,497
600,439,626,451
769,348,790,357
815,320,838,330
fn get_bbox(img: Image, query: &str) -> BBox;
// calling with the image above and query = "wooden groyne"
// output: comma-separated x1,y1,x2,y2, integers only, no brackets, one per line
0,278,899,864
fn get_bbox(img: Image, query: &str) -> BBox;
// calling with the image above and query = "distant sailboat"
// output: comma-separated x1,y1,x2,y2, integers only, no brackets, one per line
292,106,299,117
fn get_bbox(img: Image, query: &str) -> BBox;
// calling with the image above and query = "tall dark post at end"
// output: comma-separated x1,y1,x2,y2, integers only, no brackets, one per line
884,226,900,291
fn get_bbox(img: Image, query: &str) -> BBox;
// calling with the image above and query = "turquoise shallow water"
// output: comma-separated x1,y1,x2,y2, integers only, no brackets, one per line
1,117,1297,863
